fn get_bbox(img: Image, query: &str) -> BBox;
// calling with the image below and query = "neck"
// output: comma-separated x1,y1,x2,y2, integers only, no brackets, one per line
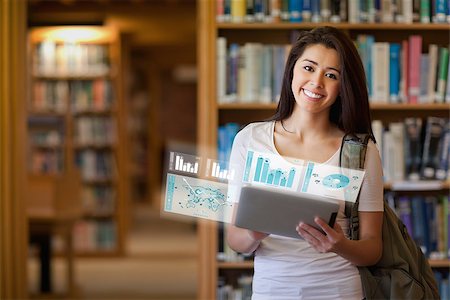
281,111,334,140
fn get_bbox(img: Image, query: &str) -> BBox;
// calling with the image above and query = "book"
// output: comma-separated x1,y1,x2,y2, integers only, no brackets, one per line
436,120,450,180
389,122,405,181
311,0,321,22
435,47,449,103
302,0,312,21
419,54,430,103
372,42,390,102
404,118,423,181
389,43,401,103
217,37,227,103
289,0,303,22
320,0,331,21
408,35,422,104
398,196,414,236
400,39,409,103
420,0,431,23
231,0,246,23
421,117,447,179
427,44,439,103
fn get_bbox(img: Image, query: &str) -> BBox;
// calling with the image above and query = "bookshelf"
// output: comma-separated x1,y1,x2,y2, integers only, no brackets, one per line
198,1,450,299
27,26,127,256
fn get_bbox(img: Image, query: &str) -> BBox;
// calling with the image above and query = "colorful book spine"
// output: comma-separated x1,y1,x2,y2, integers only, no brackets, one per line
310,0,321,22
289,0,303,22
408,35,422,104
398,196,414,236
302,0,311,21
419,54,430,103
420,0,431,23
421,117,447,179
404,117,423,181
436,47,449,103
427,44,439,103
389,43,401,103
231,0,246,23
436,121,450,180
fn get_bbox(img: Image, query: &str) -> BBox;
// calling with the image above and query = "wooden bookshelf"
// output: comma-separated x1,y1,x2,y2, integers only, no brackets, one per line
198,2,450,299
27,26,127,256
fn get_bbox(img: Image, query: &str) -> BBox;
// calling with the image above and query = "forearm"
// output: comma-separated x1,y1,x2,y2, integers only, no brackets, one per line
226,224,262,254
335,237,382,266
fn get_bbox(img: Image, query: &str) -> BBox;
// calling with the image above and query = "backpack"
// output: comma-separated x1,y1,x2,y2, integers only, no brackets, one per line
340,133,441,300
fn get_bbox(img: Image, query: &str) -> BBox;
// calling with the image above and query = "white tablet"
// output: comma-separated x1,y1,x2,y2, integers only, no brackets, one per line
235,185,340,239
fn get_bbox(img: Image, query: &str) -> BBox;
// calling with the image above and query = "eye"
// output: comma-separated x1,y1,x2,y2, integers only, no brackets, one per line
326,73,338,80
303,65,313,72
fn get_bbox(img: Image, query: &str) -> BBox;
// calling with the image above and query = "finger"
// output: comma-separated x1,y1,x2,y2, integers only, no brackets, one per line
314,217,336,237
297,223,326,243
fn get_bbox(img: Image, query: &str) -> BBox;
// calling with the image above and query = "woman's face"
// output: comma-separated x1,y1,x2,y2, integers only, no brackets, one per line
291,44,341,115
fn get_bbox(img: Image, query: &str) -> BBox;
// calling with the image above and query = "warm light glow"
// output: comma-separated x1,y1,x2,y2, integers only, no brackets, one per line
31,26,115,44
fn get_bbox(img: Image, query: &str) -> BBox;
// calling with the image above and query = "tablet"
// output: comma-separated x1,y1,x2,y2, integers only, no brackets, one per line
234,185,339,239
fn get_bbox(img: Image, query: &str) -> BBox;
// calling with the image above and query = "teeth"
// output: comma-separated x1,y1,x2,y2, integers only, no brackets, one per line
303,89,322,99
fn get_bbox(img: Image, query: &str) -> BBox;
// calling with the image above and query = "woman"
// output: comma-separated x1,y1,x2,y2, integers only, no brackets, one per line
226,26,384,299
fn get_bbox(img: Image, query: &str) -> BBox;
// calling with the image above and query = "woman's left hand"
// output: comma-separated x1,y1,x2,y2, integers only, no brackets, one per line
296,217,346,253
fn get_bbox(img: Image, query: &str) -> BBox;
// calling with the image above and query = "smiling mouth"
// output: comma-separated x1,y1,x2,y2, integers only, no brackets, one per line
302,89,324,99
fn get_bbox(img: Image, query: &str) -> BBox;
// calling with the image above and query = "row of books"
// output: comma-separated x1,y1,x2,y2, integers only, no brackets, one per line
75,150,116,181
216,36,450,104
373,117,449,182
82,186,116,216
358,35,450,104
388,194,450,259
29,150,64,174
33,41,110,76
73,220,116,251
32,80,115,113
29,129,63,147
217,275,252,300
434,271,450,299
218,123,241,165
217,38,290,103
75,116,117,146
217,0,450,24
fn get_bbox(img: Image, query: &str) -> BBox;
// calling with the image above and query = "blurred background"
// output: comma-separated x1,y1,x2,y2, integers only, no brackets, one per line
11,0,198,299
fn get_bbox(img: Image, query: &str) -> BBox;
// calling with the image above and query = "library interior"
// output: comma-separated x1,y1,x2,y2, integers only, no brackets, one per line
1,0,450,299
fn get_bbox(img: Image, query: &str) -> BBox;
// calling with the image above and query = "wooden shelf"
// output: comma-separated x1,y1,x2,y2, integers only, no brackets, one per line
428,259,450,268
28,26,127,257
218,261,254,269
218,259,450,269
199,2,450,298
32,72,113,80
384,181,450,191
217,22,450,31
218,103,450,110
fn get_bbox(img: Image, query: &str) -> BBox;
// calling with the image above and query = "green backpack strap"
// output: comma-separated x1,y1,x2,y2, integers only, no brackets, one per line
339,133,371,240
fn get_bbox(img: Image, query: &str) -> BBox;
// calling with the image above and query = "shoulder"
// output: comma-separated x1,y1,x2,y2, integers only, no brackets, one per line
234,121,273,143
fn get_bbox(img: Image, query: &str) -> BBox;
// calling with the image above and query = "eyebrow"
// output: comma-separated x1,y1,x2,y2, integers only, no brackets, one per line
302,59,340,74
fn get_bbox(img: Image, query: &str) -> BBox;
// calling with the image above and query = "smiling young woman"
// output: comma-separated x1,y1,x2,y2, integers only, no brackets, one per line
226,26,384,300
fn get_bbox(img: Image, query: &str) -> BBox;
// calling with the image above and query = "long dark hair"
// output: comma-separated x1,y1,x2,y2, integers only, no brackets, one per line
269,26,375,142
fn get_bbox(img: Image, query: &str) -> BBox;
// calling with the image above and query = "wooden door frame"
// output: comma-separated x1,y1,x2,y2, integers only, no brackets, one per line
0,0,28,298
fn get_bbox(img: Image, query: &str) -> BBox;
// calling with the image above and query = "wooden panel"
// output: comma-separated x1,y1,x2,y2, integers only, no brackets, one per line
0,0,28,298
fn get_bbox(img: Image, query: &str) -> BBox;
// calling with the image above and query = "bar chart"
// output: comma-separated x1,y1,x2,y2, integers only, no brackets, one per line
253,156,296,188
206,159,235,181
169,152,200,174
243,150,300,190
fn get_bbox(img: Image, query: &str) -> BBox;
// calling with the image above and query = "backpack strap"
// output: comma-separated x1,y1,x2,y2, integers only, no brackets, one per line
339,133,371,240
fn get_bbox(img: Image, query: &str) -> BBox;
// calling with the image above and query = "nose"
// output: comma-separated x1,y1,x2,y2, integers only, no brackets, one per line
309,72,324,88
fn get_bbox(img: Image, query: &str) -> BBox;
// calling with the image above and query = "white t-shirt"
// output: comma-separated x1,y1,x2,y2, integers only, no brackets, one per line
229,121,384,300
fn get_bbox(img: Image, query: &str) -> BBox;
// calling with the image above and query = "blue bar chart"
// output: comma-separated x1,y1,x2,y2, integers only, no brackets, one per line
244,150,300,190
253,156,296,188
